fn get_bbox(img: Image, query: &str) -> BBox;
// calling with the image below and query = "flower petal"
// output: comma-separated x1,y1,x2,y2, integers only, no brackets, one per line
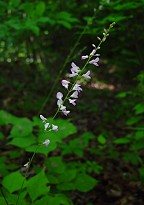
52,124,58,131
60,105,66,111
82,71,91,79
56,92,63,99
62,110,70,116
44,123,50,130
57,99,63,107
81,55,89,60
69,99,76,106
70,91,79,98
43,139,50,147
69,73,78,78
40,114,47,121
61,80,70,89
73,83,82,92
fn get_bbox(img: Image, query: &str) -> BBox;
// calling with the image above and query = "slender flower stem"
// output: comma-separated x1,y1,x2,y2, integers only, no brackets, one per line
16,145,40,205
0,188,9,205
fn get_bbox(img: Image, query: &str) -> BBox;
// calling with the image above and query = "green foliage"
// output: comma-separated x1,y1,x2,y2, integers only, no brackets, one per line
26,171,50,201
2,171,25,193
0,110,99,204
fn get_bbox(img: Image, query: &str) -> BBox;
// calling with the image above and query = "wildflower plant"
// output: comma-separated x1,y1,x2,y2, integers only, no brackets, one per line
1,22,115,205
38,22,116,153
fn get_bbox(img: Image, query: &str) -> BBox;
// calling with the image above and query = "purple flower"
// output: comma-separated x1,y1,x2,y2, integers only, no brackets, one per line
61,80,70,89
70,91,79,98
60,105,66,111
69,99,76,106
52,124,58,131
82,71,91,79
81,55,89,60
56,92,63,107
73,83,82,92
69,62,80,78
62,110,70,116
56,92,63,99
89,57,99,66
43,139,50,147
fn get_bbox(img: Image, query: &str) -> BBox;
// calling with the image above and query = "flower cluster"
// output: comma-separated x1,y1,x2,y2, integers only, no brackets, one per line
40,114,58,131
39,44,100,148
39,114,58,147
55,43,100,117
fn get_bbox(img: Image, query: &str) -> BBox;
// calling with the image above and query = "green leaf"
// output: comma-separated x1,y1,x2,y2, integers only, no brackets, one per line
32,196,52,205
139,167,144,183
8,134,36,148
35,1,45,17
45,156,66,174
9,118,33,138
26,170,50,201
134,131,144,140
75,173,97,192
57,182,75,191
97,135,106,144
33,195,71,205
114,137,130,144
2,171,25,193
0,197,8,205
116,92,128,98
0,132,4,139
0,157,9,176
126,116,142,125
123,152,141,165
10,0,21,7
57,20,72,29
57,169,77,183
134,103,144,114
0,110,18,125
25,140,57,156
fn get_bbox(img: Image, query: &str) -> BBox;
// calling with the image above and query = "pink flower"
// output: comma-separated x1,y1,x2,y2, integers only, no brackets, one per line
69,99,76,106
82,71,91,79
89,57,99,66
62,110,70,116
69,62,80,78
60,105,66,111
81,55,88,60
43,139,50,147
70,91,79,98
61,80,70,89
73,83,82,92
52,124,58,131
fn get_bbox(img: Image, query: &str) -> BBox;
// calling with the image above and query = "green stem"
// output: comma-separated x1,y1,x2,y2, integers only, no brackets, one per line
0,187,9,205
16,145,40,205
